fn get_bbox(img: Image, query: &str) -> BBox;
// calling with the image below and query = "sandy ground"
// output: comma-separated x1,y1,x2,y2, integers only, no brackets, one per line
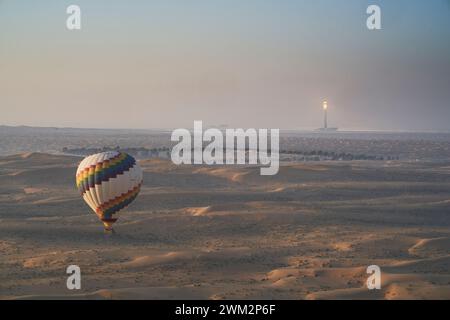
1,153,450,299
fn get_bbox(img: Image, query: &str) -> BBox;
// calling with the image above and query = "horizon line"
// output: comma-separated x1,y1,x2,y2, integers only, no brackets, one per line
1,124,450,135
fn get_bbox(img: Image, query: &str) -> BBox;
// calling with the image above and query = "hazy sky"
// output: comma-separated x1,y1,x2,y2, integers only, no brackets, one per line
1,0,449,131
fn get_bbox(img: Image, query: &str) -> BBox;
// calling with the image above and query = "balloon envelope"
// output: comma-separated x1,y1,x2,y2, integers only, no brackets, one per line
76,151,143,230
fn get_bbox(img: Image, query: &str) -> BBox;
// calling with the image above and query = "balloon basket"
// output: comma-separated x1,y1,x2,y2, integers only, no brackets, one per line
103,222,115,235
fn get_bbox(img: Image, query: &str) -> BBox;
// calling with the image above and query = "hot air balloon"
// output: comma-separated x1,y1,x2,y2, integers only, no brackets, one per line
76,151,143,232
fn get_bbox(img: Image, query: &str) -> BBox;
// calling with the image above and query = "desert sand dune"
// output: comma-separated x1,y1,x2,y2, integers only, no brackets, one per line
1,154,450,299
12,286,213,300
408,237,450,256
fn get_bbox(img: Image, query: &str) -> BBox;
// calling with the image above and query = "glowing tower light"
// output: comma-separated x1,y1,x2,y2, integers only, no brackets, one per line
323,100,328,129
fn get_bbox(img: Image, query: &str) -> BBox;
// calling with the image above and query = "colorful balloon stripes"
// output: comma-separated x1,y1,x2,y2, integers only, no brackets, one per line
76,151,143,230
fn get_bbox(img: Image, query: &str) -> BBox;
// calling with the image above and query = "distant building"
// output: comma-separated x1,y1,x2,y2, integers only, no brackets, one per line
316,100,338,132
